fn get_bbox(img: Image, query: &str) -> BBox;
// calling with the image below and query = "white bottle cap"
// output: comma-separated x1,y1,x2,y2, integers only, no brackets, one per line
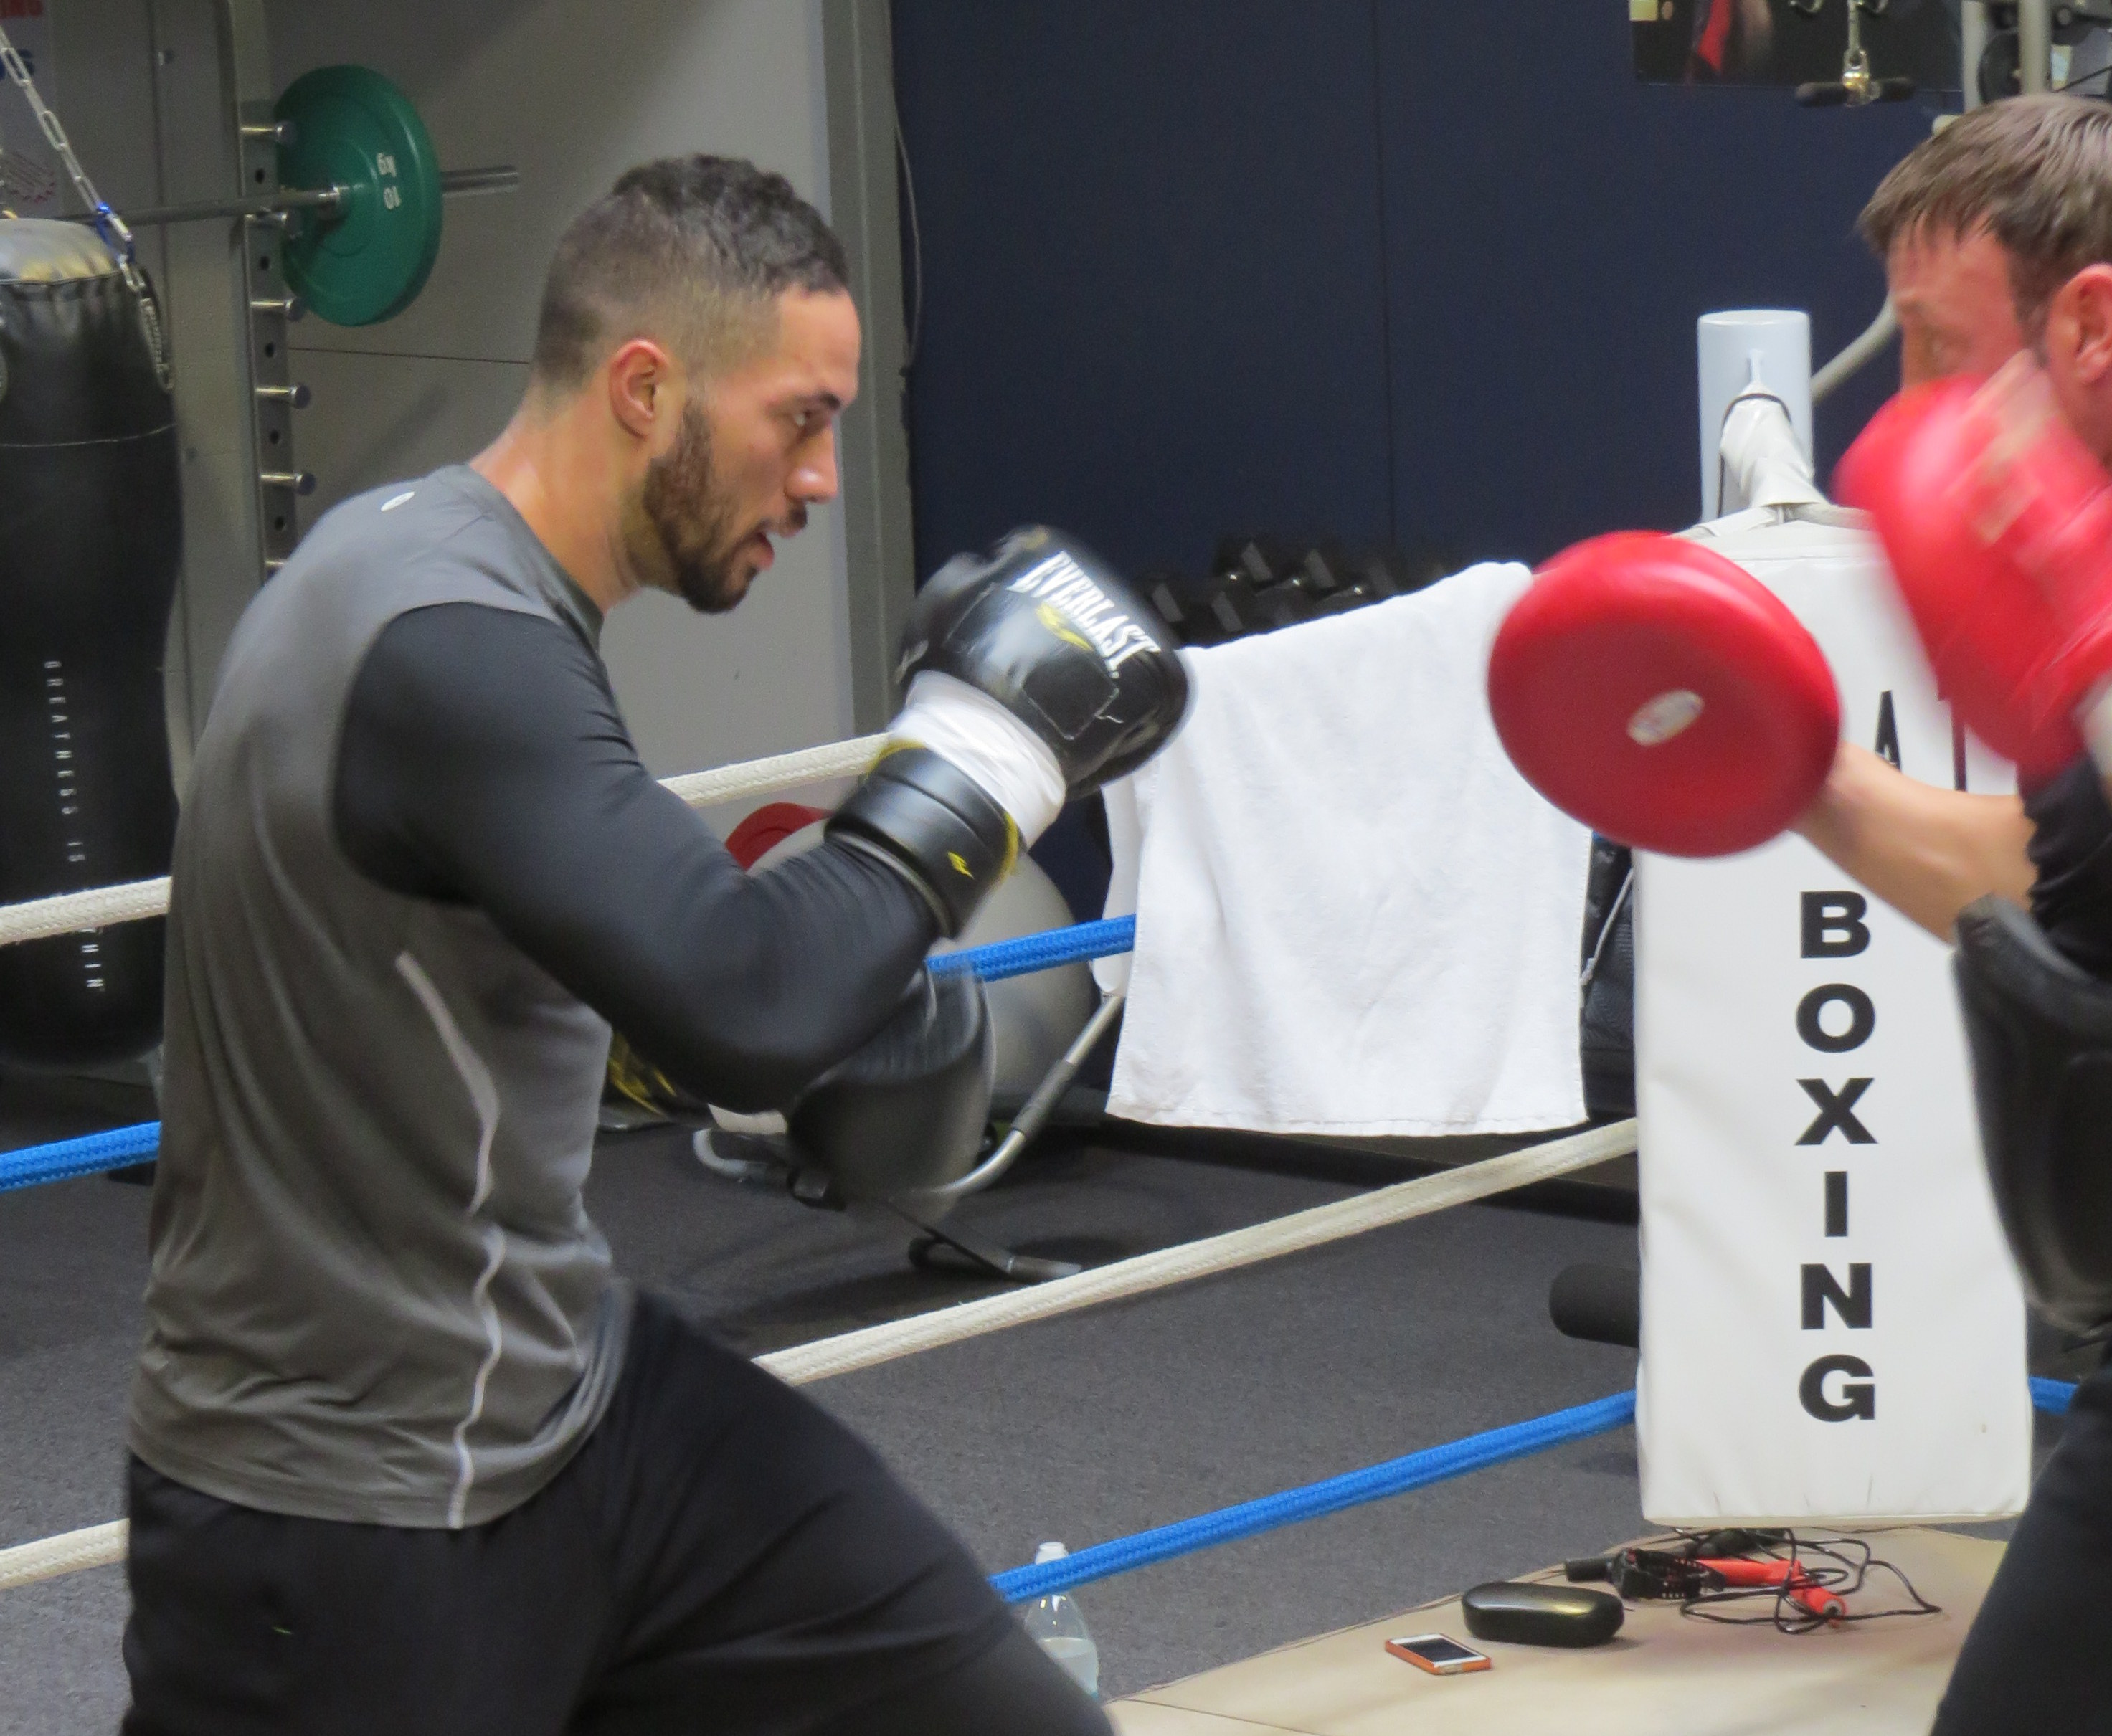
1034,1541,1069,1564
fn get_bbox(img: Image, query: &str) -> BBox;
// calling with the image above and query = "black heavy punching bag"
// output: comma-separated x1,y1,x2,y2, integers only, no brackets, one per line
0,219,180,1067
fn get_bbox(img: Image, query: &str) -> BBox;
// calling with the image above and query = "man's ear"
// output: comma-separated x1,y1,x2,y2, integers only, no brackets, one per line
2051,265,2112,387
605,338,678,442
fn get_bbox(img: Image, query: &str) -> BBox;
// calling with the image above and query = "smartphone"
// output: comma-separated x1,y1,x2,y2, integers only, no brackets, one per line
1384,1633,1492,1676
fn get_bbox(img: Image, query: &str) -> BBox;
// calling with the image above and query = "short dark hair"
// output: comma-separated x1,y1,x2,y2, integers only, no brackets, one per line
1860,95,2112,338
531,155,850,392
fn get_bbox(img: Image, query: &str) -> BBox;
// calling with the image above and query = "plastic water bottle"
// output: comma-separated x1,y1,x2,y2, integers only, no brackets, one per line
1021,1542,1099,1698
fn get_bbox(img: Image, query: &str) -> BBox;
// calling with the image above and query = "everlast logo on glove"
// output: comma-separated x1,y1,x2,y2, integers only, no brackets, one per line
901,527,1192,790
1004,551,1166,673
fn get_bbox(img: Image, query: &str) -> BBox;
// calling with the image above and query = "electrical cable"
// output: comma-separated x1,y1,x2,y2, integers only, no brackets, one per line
1662,1529,1946,1633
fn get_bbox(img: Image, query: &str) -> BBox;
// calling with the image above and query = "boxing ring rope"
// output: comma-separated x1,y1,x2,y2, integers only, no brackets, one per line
1,1309,2081,1606
995,1373,2086,1605
0,1117,1641,1593
0,1122,160,1195
0,1522,130,1595
2030,1376,2076,1415
0,876,174,952
0,731,891,950
0,914,1145,1194
994,1392,1641,1603
755,1118,1637,1385
1809,299,1898,405
928,914,1135,982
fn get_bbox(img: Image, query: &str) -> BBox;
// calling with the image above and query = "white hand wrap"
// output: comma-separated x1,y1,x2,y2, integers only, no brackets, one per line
888,671,1066,848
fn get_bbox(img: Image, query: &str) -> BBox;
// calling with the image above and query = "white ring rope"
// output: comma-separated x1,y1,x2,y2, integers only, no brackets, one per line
0,877,174,952
0,1521,127,1594
657,733,884,812
759,1117,1636,1383
0,733,889,951
0,1117,1634,1593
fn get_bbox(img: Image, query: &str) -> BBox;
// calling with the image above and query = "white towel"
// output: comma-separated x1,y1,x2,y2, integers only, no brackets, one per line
1103,561,1590,1137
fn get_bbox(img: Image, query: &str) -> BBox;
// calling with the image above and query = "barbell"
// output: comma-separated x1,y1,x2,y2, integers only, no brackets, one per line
77,64,516,328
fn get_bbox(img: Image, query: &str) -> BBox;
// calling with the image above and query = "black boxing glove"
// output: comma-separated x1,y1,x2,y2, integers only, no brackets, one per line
785,967,993,1200
825,746,1019,938
900,526,1192,795
828,528,1191,939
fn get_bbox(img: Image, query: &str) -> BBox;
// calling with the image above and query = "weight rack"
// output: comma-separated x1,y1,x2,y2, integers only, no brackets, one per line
199,4,517,582
223,0,297,578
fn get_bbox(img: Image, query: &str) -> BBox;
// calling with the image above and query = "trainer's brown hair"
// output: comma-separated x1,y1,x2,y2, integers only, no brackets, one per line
1860,95,2112,338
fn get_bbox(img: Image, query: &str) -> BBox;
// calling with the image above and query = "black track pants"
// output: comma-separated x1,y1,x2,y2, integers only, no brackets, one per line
1933,1358,2112,1734
122,1292,1109,1736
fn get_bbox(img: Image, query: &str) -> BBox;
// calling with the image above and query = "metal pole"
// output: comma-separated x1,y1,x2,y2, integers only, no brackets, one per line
822,0,919,734
437,166,521,199
2019,0,2053,94
70,167,518,231
921,989,1127,1205
1960,1,1989,109
102,184,344,227
1812,301,1899,404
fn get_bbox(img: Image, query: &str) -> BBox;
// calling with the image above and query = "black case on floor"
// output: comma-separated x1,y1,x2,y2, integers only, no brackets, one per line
1462,1580,1625,1648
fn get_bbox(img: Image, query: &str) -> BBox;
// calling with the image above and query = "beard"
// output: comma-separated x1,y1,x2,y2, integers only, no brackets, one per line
638,404,754,615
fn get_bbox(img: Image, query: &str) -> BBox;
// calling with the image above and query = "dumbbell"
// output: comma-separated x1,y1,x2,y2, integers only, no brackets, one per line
1211,533,1304,591
1249,580,1315,632
1145,571,1255,645
1295,540,1353,603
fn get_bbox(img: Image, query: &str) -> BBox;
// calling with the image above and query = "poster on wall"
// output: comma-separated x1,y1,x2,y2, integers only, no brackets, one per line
1630,0,1959,90
0,0,62,216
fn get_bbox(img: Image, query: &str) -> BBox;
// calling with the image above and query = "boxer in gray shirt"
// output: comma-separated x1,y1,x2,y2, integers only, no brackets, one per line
120,155,1184,1736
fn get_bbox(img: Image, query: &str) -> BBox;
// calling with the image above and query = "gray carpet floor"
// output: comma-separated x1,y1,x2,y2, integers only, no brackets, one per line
0,1105,2052,1730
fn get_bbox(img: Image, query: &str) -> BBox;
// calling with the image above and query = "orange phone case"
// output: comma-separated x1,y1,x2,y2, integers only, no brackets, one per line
1385,1634,1492,1675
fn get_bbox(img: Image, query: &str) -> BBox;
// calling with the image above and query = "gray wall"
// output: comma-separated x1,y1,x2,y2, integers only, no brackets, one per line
267,0,856,781
29,0,906,791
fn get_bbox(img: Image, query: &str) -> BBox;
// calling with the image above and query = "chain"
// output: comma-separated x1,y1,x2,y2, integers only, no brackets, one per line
0,19,171,389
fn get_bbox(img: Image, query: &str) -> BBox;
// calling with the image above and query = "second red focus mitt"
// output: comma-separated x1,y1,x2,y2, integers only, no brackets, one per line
1836,365,2103,783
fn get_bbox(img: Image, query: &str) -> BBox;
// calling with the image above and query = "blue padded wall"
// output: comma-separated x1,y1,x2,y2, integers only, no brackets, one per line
890,1,1393,579
892,2,1938,574
1373,7,1931,564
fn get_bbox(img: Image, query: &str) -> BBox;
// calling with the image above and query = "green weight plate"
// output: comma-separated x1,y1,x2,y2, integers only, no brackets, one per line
273,65,443,327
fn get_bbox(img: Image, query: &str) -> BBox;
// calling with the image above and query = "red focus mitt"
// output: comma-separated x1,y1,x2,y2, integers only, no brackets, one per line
1836,362,2107,782
1488,531,1839,857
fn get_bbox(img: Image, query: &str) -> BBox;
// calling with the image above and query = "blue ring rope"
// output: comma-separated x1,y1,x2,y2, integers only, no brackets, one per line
0,1120,160,1194
0,916,1141,1194
992,1377,2084,1601
2032,1375,2078,1415
992,1390,1638,1602
929,914,1135,983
